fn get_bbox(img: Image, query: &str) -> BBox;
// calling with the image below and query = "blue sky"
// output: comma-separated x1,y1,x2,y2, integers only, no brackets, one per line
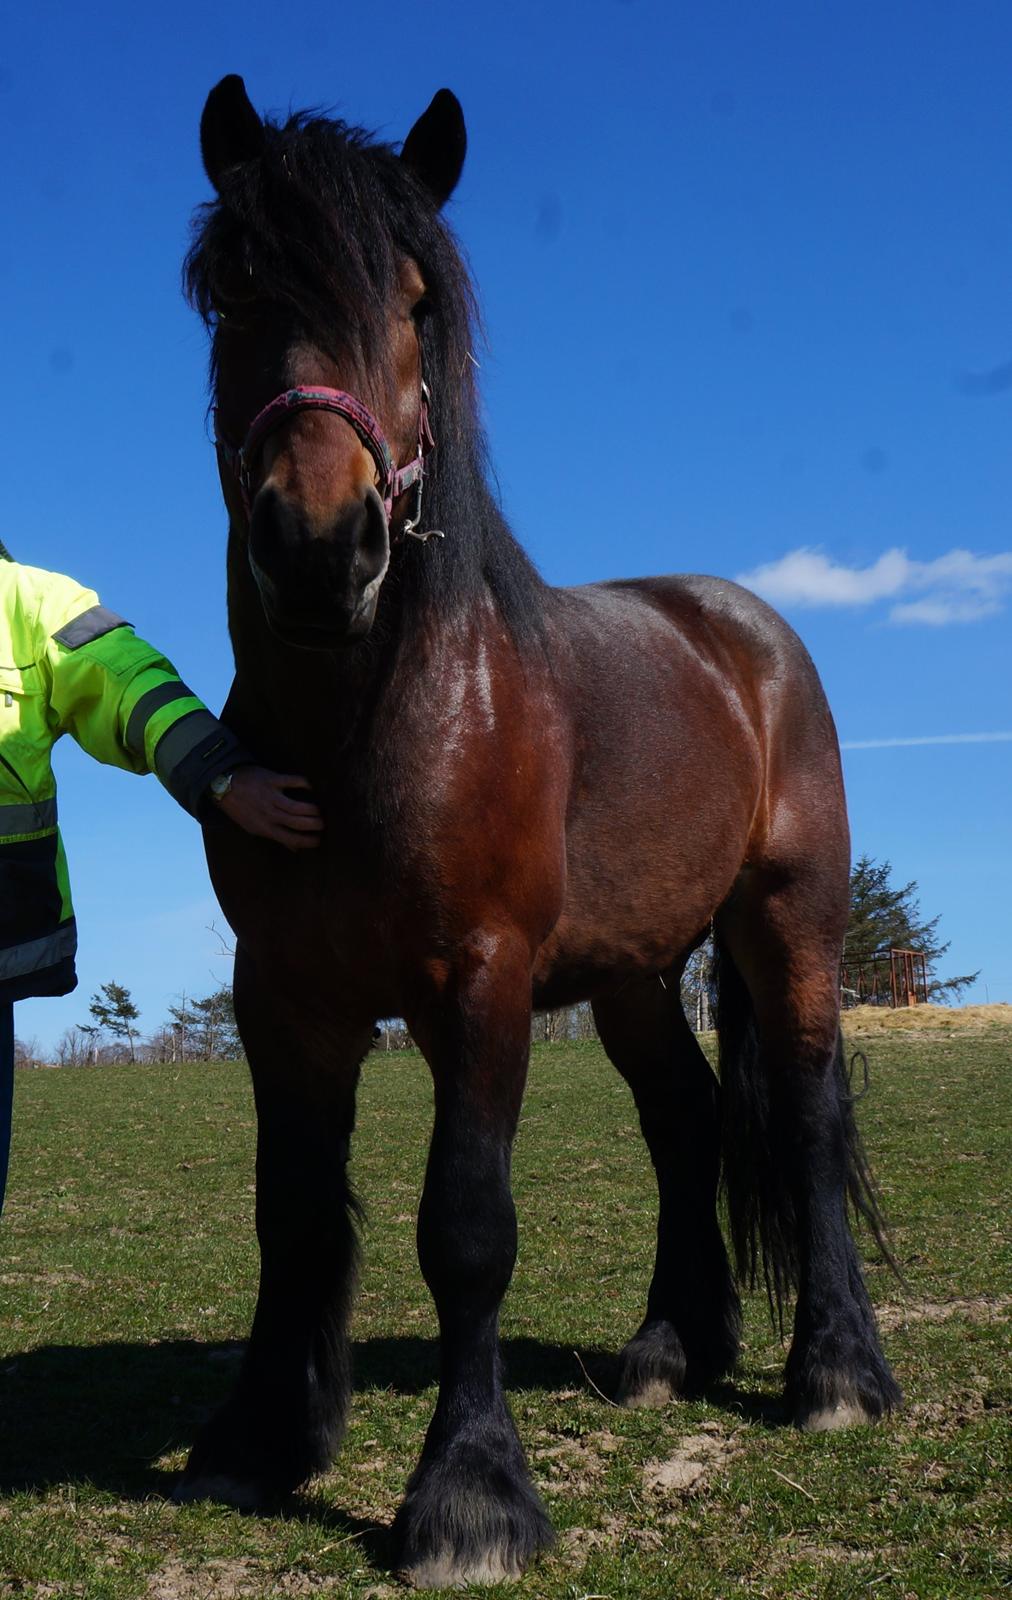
6,0,1010,1050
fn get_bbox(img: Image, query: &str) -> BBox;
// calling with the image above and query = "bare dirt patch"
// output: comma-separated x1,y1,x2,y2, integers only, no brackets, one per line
877,1294,1012,1332
0,1587,86,1599
145,1559,334,1599
533,1431,607,1491
0,1269,92,1288
771,1537,876,1574
643,1430,737,1498
908,1387,997,1428
147,1561,257,1600
559,1515,664,1564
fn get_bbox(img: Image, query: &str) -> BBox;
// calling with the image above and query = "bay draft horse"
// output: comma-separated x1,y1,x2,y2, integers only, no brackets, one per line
177,75,900,1586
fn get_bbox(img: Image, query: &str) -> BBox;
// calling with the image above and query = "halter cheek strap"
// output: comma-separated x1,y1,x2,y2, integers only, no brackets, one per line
214,383,441,542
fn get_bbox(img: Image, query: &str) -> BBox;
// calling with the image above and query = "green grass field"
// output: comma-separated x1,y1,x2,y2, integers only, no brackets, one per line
1,1018,1009,1599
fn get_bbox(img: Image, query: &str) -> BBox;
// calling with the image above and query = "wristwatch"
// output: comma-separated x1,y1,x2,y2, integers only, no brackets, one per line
208,770,235,803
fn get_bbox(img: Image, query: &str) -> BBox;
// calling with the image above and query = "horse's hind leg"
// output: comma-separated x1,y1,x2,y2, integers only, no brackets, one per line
592,970,740,1405
177,947,372,1507
717,864,901,1429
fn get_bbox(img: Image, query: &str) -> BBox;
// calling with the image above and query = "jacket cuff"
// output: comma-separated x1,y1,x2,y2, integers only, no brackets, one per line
152,712,253,818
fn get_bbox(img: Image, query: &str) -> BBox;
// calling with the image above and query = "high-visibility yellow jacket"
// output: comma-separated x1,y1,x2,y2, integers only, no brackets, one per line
0,558,247,1004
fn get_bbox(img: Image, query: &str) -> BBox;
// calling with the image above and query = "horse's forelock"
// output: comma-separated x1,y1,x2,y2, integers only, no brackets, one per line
185,111,473,375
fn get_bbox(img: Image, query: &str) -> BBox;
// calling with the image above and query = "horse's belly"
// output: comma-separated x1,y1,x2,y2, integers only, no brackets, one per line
532,760,753,1004
533,881,724,1008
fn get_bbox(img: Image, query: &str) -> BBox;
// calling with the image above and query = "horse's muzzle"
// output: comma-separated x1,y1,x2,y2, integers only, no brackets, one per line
247,484,390,649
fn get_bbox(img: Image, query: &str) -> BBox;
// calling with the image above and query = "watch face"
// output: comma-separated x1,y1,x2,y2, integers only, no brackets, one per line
210,772,232,801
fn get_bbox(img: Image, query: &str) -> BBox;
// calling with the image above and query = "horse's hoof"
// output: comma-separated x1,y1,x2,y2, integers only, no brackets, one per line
172,1473,276,1512
393,1428,554,1589
616,1319,686,1407
619,1375,677,1408
395,1493,553,1589
797,1398,877,1432
401,1549,524,1589
787,1341,902,1432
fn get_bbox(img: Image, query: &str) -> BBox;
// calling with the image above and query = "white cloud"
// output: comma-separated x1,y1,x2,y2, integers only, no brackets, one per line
736,547,910,606
737,545,1012,624
889,596,1001,625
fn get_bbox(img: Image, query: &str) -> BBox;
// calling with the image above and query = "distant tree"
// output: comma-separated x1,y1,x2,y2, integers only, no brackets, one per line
87,981,141,1063
76,1021,102,1066
680,943,714,1032
159,987,242,1061
531,1003,598,1044
166,993,197,1061
190,987,242,1060
13,1035,42,1069
55,1027,91,1069
532,1009,567,1044
374,1019,415,1051
141,1026,176,1065
846,855,977,1001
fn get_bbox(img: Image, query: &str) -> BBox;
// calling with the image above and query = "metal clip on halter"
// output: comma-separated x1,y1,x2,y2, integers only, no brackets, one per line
402,382,444,543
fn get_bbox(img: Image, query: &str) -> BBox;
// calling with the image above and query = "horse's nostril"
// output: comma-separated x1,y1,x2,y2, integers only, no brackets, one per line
356,487,391,587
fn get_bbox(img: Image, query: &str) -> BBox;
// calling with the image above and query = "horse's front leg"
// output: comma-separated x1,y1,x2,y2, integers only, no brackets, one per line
177,947,373,1509
394,933,553,1587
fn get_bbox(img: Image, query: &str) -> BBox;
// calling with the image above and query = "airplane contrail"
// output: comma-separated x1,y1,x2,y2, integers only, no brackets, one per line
841,731,1012,750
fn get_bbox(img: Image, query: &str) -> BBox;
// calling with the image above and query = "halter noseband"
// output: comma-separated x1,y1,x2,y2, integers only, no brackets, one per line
214,381,442,542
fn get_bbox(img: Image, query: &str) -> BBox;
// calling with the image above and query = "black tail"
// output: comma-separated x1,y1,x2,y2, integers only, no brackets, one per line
713,936,897,1333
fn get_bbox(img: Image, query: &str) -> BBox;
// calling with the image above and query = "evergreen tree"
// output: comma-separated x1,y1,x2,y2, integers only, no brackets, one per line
845,855,977,1000
88,981,141,1062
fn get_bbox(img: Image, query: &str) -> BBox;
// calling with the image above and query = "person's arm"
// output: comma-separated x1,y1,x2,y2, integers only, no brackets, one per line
36,574,322,849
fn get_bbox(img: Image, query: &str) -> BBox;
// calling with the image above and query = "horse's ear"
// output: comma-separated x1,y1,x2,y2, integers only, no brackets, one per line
200,74,266,191
401,90,466,207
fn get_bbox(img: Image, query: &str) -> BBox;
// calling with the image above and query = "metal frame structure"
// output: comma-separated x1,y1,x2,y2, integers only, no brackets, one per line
840,946,929,1008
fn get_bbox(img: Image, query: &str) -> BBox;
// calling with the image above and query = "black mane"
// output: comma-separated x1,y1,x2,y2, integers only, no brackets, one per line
184,109,545,647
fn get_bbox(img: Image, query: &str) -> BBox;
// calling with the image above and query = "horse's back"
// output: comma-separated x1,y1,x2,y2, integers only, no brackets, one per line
556,572,822,689
552,572,841,796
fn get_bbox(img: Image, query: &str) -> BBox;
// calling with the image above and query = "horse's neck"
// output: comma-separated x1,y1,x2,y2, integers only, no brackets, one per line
220,519,535,772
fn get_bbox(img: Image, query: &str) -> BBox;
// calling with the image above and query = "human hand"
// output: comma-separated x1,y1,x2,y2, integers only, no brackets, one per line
213,767,324,850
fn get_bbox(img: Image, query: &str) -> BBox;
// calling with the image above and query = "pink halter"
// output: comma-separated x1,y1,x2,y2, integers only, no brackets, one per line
214,381,440,540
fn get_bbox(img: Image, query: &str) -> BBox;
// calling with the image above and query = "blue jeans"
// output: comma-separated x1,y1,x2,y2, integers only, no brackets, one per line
0,1004,13,1217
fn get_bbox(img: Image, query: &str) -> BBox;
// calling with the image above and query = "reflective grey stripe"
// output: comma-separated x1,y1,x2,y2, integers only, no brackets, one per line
153,709,224,789
52,605,128,650
0,796,57,834
162,721,250,817
0,920,77,981
125,680,198,759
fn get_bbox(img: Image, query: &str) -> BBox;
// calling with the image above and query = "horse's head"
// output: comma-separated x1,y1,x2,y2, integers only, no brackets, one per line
189,76,467,648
